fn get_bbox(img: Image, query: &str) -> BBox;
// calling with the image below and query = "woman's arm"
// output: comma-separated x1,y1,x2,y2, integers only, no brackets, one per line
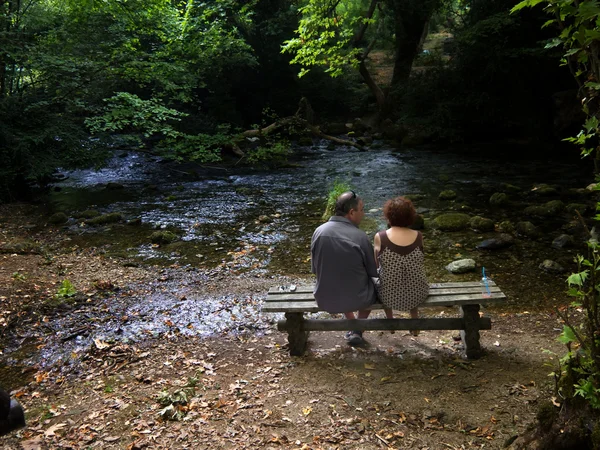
373,232,381,268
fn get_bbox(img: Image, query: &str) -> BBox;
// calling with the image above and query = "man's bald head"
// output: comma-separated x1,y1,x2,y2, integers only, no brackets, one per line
335,191,360,216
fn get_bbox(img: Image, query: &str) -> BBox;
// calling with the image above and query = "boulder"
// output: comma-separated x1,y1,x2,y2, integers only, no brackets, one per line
470,216,495,232
545,200,565,214
404,194,426,202
352,118,371,134
477,234,514,250
380,119,407,141
524,205,552,217
446,259,476,274
49,212,68,225
433,213,471,231
297,136,314,146
106,182,125,190
552,234,574,249
516,221,539,238
410,214,425,230
74,210,100,220
539,259,565,274
498,221,515,234
489,192,509,207
150,231,178,245
500,183,521,193
85,213,122,226
439,190,457,200
566,203,589,214
356,135,373,146
0,239,42,254
127,218,143,226
532,184,557,196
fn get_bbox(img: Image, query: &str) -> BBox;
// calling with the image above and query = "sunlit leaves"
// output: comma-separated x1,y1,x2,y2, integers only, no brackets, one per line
281,0,367,77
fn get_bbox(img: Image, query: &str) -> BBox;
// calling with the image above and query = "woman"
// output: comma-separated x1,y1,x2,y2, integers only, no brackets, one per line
374,196,429,334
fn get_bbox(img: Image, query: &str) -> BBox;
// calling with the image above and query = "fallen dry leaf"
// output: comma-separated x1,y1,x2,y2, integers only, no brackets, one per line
45,422,67,437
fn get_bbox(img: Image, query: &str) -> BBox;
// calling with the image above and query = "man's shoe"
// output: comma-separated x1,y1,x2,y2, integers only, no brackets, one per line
345,331,364,346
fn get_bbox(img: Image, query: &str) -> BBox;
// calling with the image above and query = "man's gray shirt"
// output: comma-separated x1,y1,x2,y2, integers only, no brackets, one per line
311,216,378,313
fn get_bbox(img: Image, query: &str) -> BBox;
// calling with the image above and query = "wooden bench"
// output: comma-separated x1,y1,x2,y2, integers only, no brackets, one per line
263,281,506,359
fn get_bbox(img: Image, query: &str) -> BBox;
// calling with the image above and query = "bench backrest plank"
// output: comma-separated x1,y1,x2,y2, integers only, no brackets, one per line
263,281,506,313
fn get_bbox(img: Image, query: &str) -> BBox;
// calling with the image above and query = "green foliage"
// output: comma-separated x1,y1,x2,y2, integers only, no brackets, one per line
512,0,600,412
546,239,600,409
156,125,233,163
11,272,27,282
86,92,186,141
323,180,353,220
55,279,77,299
512,0,600,159
0,0,280,199
282,0,365,78
392,0,566,141
246,141,291,166
157,387,195,421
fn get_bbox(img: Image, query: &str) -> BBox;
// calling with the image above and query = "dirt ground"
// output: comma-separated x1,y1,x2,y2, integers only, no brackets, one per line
0,205,568,449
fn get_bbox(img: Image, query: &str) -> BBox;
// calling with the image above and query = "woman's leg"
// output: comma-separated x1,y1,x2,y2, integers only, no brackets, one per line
384,308,394,319
410,308,419,336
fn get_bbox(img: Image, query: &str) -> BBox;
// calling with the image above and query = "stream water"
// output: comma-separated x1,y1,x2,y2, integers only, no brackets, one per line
48,141,592,272
5,140,595,375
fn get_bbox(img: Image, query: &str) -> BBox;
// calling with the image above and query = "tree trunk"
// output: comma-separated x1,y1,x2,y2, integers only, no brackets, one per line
359,61,385,111
389,0,438,86
353,0,386,114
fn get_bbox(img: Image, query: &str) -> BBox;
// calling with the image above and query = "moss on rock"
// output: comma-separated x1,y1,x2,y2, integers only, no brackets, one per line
150,231,178,245
74,210,100,219
524,205,552,217
489,192,509,207
433,213,470,231
49,212,68,225
438,190,457,200
533,183,558,196
85,213,122,226
566,203,589,215
545,200,565,214
470,216,495,232
0,239,42,254
516,221,539,238
498,220,515,234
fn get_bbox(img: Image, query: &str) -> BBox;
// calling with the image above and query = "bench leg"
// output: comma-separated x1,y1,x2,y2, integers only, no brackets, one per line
460,305,482,359
285,312,309,356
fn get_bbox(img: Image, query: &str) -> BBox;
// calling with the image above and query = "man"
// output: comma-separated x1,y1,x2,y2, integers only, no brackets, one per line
0,388,25,436
311,191,378,345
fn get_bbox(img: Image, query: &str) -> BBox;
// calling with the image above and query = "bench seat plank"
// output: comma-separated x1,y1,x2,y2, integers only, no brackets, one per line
277,317,492,332
262,293,506,313
265,286,502,302
268,281,499,294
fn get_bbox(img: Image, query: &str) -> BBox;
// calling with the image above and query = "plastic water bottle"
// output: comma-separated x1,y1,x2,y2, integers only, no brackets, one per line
481,267,491,298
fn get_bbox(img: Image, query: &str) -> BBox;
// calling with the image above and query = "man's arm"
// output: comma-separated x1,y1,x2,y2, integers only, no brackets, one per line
360,234,378,278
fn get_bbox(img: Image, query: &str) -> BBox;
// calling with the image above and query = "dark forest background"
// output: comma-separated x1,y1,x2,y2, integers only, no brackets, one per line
0,0,580,200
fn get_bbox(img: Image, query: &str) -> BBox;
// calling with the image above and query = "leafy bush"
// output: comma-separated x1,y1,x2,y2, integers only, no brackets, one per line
246,141,291,166
322,180,354,220
55,280,77,299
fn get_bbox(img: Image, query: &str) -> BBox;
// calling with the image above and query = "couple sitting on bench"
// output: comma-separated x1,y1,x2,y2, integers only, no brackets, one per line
311,191,429,346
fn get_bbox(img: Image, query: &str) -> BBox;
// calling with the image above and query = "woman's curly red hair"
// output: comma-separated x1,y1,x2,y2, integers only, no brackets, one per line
383,196,416,227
